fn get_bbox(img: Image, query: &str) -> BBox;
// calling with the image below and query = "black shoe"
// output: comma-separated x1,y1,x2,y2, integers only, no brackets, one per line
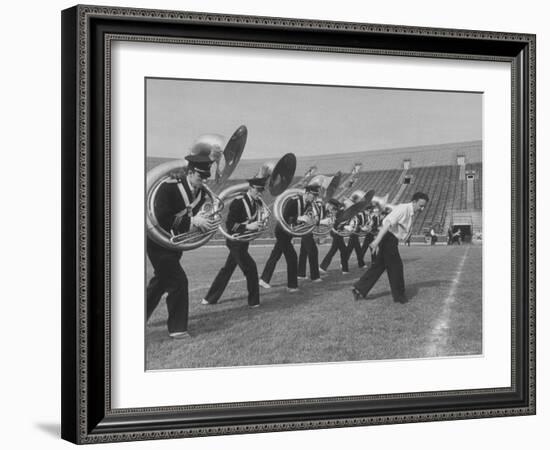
351,288,363,301
394,296,408,304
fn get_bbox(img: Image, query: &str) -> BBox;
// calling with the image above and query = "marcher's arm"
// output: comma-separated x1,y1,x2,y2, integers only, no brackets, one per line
369,221,391,255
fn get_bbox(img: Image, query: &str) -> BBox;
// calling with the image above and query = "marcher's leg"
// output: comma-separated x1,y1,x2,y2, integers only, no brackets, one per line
146,275,164,319
261,239,283,283
351,235,365,267
338,236,350,272
301,234,320,280
353,251,386,297
204,250,237,304
280,234,298,288
361,234,374,261
146,240,188,332
384,234,407,302
297,239,307,277
309,238,320,279
164,269,189,333
320,236,338,270
231,242,260,306
151,251,189,332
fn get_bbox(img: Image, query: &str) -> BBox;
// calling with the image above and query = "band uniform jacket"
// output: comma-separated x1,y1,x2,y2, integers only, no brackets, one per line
369,213,380,235
281,195,322,229
226,193,261,236
152,176,208,237
282,194,305,227
350,210,369,233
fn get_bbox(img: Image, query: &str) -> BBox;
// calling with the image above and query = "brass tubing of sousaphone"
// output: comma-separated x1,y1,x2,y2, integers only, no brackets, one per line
332,189,376,237
217,153,296,242
273,188,315,237
145,125,248,251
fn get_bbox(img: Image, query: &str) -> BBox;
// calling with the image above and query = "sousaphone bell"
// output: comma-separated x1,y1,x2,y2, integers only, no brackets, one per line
146,125,248,251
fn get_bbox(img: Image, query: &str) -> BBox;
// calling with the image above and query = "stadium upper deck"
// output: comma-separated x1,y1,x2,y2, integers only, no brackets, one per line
147,140,482,176
147,140,482,235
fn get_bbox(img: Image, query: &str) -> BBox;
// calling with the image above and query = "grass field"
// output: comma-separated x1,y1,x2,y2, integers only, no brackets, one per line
146,243,482,370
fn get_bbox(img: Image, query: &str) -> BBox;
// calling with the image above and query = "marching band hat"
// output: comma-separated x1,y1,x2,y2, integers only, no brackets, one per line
185,153,213,177
304,180,322,193
247,162,273,188
186,133,225,178
247,176,268,188
326,198,342,209
350,190,366,203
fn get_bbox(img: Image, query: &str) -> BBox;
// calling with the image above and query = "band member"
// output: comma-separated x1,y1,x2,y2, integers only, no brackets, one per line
297,182,324,282
344,191,369,269
361,207,380,260
319,199,350,275
352,192,429,304
201,176,266,307
259,191,300,292
147,149,219,339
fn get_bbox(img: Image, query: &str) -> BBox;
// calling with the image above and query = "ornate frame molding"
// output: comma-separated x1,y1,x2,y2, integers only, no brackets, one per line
62,5,535,444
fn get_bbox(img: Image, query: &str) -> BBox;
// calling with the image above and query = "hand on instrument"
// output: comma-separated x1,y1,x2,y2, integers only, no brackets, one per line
246,221,261,232
319,218,333,226
192,214,214,232
297,215,313,225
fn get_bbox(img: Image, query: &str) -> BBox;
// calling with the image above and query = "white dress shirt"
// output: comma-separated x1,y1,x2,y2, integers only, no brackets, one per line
382,203,415,240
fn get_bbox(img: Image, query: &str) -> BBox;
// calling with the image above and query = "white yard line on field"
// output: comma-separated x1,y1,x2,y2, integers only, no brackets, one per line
425,246,470,357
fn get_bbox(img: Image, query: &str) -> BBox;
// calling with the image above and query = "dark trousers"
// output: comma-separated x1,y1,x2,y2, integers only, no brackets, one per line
298,233,320,280
320,231,349,272
261,226,298,288
146,238,188,333
346,235,365,268
361,233,375,261
205,240,259,306
354,232,406,302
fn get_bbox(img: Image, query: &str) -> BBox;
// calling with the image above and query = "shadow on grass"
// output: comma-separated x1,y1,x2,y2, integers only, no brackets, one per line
191,291,309,334
147,282,305,335
352,279,451,302
147,266,449,338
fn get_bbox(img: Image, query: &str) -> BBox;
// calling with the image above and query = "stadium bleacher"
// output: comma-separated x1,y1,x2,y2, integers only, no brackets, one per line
147,140,482,238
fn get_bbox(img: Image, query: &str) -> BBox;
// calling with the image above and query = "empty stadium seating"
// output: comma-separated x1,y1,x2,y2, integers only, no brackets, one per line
146,140,482,238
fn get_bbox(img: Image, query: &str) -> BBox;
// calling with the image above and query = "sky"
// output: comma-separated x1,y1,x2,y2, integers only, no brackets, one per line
146,78,482,160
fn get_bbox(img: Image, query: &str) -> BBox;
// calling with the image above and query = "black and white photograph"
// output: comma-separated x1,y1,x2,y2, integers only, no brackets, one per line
145,78,483,370
53,1,539,446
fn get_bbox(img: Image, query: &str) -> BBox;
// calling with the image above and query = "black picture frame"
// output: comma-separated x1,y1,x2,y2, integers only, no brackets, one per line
61,4,536,444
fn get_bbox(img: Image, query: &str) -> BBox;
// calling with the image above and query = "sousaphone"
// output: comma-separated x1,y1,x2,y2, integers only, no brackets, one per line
273,173,339,237
146,125,248,251
334,189,376,237
217,153,297,241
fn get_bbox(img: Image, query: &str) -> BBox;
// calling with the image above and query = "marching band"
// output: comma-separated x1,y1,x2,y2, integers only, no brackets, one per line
146,127,429,340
